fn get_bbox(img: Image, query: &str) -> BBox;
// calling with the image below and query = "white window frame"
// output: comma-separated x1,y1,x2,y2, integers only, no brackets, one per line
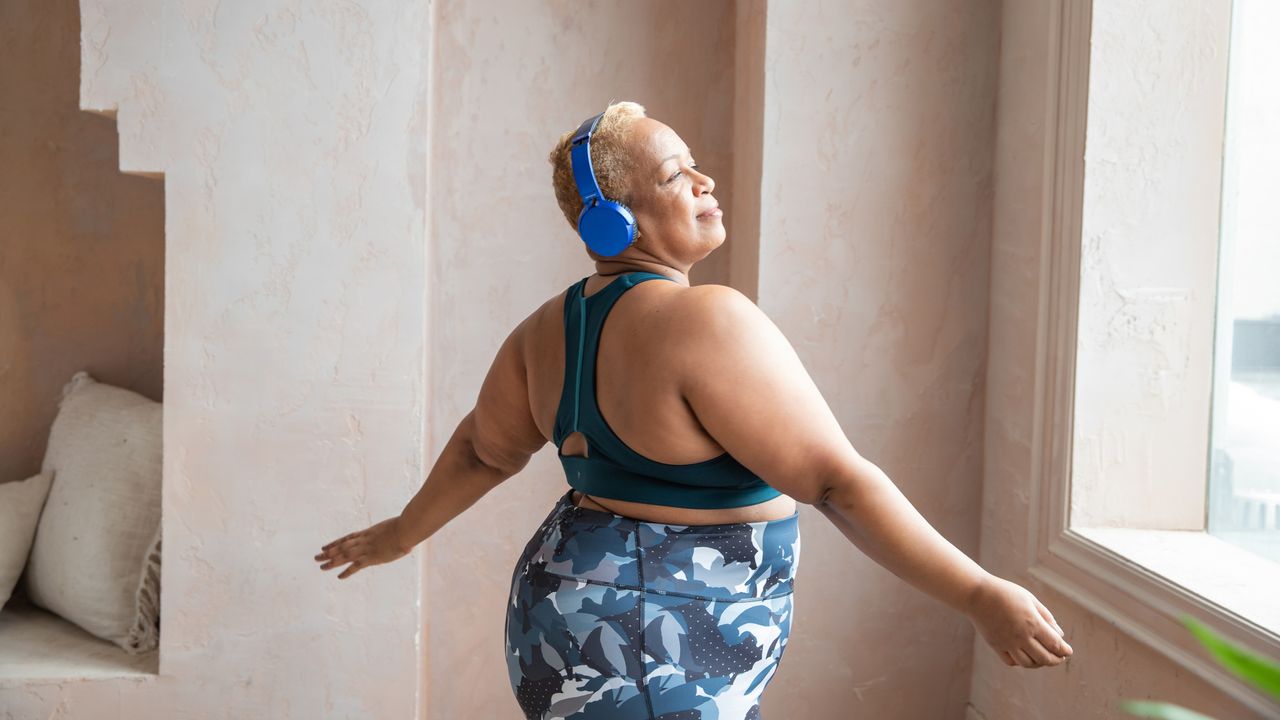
1027,0,1280,714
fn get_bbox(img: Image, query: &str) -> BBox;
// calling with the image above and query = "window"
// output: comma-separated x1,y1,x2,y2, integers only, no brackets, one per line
1206,0,1280,564
1026,0,1279,714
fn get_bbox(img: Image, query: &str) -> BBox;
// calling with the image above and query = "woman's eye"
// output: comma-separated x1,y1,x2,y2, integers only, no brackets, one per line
669,164,700,183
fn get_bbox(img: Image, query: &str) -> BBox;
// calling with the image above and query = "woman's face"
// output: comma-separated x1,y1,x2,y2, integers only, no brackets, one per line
622,118,724,257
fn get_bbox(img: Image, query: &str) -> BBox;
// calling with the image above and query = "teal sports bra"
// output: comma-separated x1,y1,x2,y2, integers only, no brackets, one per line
554,271,782,509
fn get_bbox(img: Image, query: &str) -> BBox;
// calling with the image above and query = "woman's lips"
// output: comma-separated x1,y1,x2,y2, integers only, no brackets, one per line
697,207,723,219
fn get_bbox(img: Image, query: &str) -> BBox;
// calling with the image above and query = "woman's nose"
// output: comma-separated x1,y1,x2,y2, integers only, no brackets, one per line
696,172,714,195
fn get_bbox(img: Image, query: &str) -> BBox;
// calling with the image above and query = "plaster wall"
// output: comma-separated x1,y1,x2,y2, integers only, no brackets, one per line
729,0,766,298
1,0,433,717
752,2,1000,717
0,0,164,487
967,0,1272,717
11,1,1231,718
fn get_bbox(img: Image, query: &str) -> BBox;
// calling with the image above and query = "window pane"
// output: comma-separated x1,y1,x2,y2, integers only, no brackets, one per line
1206,0,1280,564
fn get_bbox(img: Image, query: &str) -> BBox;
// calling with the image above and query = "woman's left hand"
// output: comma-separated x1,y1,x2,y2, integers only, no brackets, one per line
315,516,412,579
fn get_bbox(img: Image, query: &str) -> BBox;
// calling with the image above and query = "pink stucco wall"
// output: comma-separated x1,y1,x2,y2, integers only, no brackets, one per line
754,2,1000,717
8,1,1267,718
2,0,1002,717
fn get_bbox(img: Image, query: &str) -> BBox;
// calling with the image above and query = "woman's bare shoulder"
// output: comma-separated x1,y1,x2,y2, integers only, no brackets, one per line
675,283,851,504
516,279,763,350
677,283,776,338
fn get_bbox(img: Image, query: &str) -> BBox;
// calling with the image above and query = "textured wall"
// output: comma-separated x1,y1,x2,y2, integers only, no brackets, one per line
0,0,433,717
754,2,999,717
1073,0,1230,530
969,0,1271,718
0,0,164,487
421,1,737,716
0,1,1129,718
729,0,767,298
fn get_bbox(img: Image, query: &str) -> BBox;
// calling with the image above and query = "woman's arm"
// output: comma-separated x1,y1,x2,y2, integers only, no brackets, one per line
391,408,527,552
815,454,985,613
395,312,548,550
316,311,546,577
677,285,984,604
678,285,1071,668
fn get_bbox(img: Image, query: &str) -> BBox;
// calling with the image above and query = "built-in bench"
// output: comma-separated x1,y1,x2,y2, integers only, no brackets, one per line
0,591,157,685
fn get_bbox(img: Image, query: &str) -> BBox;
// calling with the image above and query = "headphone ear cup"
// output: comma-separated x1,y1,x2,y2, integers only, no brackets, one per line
577,200,637,257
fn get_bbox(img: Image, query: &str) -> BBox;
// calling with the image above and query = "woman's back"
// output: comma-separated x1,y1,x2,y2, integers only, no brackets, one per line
523,271,799,525
318,106,1076,711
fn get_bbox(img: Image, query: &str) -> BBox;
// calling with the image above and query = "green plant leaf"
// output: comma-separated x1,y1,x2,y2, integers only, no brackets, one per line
1117,699,1217,720
1180,615,1280,700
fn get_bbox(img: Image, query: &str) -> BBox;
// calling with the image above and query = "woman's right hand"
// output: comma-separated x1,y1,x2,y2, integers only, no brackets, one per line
964,574,1074,669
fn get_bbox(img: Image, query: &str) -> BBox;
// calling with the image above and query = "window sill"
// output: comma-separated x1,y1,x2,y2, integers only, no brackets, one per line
0,596,158,686
1073,527,1280,635
1029,522,1280,715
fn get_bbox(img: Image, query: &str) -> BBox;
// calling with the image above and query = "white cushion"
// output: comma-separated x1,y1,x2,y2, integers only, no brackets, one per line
0,471,55,609
24,371,162,654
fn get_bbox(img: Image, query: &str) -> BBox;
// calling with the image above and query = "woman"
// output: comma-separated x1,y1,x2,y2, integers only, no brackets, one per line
315,101,1073,719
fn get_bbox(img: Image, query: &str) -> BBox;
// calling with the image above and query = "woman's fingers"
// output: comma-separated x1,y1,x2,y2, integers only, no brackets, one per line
317,539,370,569
334,540,369,563
1001,651,1017,666
1006,631,1071,669
336,536,364,555
1034,598,1064,636
317,528,371,577
317,518,406,579
321,529,368,553
321,533,353,552
1024,635,1064,667
1035,623,1073,658
318,535,364,561
319,542,366,567
320,552,363,572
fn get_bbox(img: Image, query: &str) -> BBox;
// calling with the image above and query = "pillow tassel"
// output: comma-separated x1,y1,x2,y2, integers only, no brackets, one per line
124,524,162,655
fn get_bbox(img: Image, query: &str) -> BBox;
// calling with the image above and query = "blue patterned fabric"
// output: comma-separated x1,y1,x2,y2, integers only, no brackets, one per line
505,489,802,719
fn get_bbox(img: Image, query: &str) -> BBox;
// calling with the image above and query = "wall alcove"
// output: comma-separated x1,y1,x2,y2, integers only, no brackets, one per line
0,0,164,683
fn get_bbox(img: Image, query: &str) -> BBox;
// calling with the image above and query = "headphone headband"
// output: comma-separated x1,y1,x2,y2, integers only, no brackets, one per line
567,109,637,257
569,112,606,205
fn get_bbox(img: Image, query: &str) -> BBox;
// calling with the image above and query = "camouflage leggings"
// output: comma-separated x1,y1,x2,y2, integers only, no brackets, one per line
505,489,801,720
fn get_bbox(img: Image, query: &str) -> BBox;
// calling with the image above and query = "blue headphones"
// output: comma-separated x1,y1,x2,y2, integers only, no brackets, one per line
569,111,637,256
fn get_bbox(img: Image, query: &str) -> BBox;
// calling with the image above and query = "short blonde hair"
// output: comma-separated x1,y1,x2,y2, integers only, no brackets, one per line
548,101,648,252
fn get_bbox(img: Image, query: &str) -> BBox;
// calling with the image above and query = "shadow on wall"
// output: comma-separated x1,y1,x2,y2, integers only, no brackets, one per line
0,0,165,484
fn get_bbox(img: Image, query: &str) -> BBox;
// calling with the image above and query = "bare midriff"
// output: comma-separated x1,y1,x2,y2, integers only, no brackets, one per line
569,489,798,525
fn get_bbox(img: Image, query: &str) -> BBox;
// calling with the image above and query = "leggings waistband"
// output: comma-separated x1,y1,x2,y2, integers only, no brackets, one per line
521,489,801,602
